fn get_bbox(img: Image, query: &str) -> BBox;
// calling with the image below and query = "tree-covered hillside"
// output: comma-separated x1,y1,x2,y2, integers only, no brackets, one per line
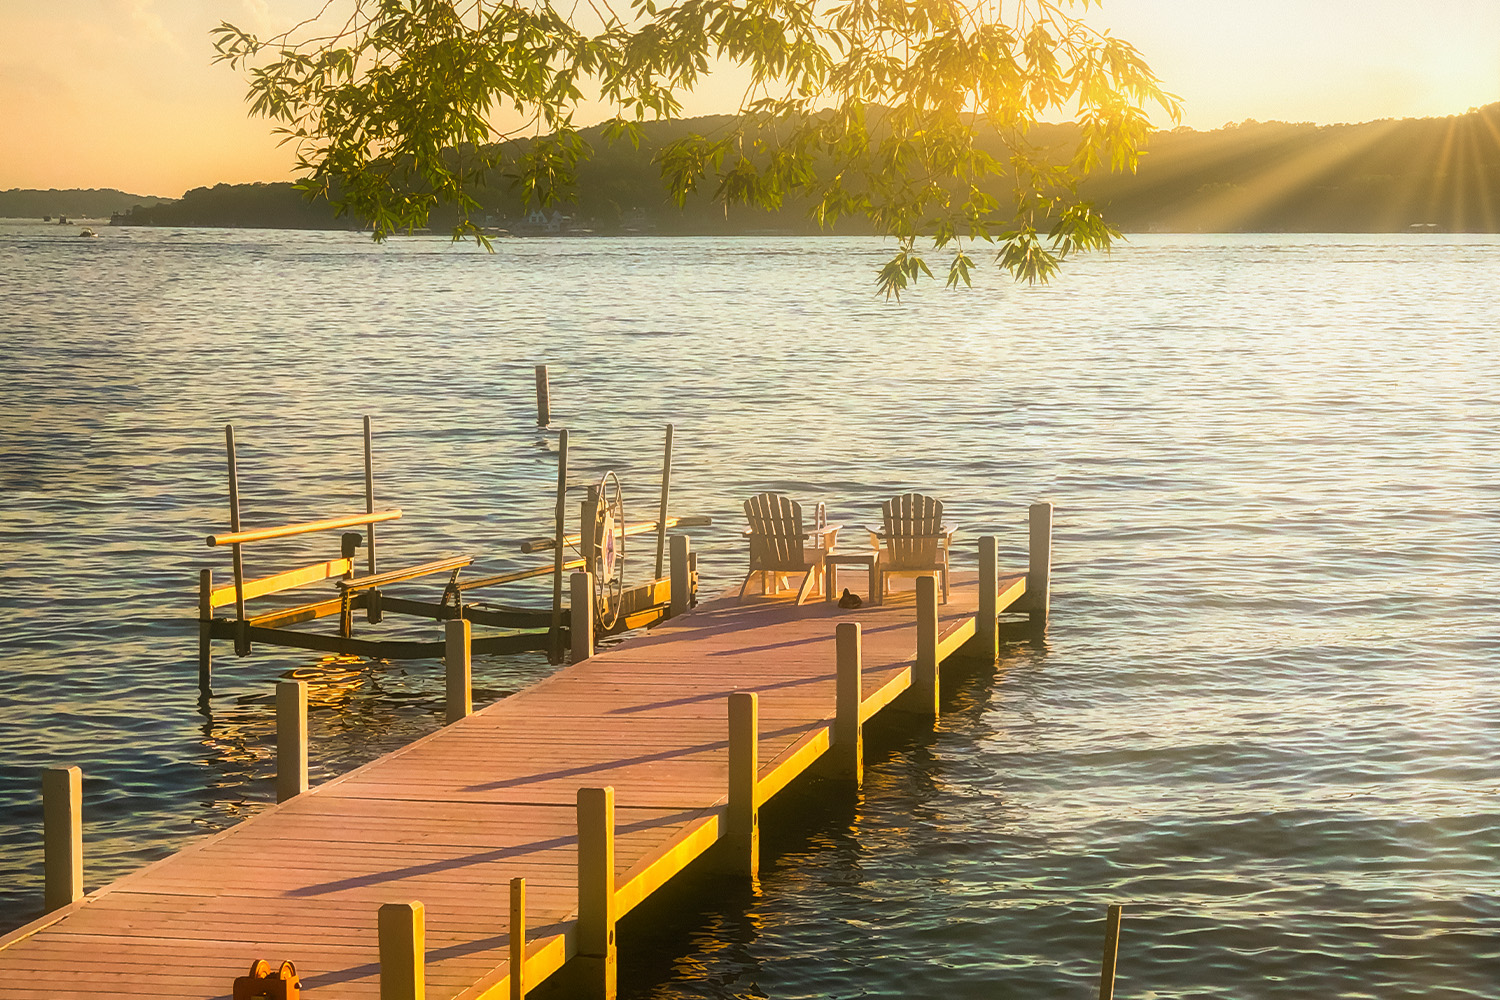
109,105,1500,235
1,188,166,219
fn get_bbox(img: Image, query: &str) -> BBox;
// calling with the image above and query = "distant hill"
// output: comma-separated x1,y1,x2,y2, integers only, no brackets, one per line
0,188,167,219
1080,105,1500,232
106,104,1500,234
112,182,358,230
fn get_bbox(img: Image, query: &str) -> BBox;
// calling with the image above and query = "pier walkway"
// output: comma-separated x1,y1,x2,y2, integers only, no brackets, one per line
0,567,1032,999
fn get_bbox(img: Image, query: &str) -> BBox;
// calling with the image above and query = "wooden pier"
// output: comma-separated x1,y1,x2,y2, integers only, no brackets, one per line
1,516,1049,999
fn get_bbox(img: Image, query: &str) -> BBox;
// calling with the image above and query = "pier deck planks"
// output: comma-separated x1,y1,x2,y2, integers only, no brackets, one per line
0,575,1019,999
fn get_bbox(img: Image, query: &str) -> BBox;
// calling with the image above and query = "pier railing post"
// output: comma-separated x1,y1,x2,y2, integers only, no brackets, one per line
445,618,472,723
576,786,617,999
911,577,940,718
833,622,864,785
1099,903,1123,1000
977,535,999,660
510,876,527,1000
571,571,594,662
726,692,760,876
535,364,551,426
276,680,308,803
42,766,83,913
669,535,691,617
379,900,426,1000
1028,502,1053,628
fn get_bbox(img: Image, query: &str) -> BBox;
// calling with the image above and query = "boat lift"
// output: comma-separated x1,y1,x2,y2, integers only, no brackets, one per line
195,417,708,692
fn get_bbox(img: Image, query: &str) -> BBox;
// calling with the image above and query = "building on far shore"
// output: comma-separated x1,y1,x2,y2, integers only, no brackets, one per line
522,208,571,234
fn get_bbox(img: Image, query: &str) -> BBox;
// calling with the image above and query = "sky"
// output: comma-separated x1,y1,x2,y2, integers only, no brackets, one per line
1,0,1497,197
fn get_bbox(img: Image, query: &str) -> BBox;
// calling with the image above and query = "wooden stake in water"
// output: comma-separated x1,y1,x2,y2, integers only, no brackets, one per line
535,365,551,426
1099,903,1123,1000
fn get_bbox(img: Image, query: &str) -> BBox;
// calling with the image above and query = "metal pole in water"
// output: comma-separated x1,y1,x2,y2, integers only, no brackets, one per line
655,423,673,578
550,429,569,662
1099,903,1123,1000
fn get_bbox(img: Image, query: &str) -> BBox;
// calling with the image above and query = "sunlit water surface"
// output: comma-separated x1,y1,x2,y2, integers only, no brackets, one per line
0,224,1495,998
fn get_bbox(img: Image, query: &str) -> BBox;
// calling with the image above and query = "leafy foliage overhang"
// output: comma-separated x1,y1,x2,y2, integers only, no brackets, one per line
215,0,1180,296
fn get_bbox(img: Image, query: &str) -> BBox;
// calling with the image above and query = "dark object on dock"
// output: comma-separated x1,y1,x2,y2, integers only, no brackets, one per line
837,588,862,608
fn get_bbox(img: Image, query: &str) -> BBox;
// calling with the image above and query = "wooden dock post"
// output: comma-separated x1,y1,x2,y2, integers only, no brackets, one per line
576,786,617,1000
726,692,760,876
276,680,308,803
977,535,999,660
571,572,594,662
197,568,213,691
535,365,551,426
911,576,940,718
669,535,690,617
654,424,673,579
1099,903,1123,1000
833,622,863,785
1028,502,1053,628
446,618,472,723
379,901,426,1000
42,766,82,913
510,877,527,1000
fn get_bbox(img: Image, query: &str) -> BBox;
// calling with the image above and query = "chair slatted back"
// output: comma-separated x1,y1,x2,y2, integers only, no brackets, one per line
744,493,807,572
882,492,944,570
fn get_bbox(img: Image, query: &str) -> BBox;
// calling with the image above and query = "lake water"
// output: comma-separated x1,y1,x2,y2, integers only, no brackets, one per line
0,223,1495,997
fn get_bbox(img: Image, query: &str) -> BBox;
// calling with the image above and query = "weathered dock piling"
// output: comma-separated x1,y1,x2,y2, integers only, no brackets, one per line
534,365,551,426
41,766,82,914
276,680,308,803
